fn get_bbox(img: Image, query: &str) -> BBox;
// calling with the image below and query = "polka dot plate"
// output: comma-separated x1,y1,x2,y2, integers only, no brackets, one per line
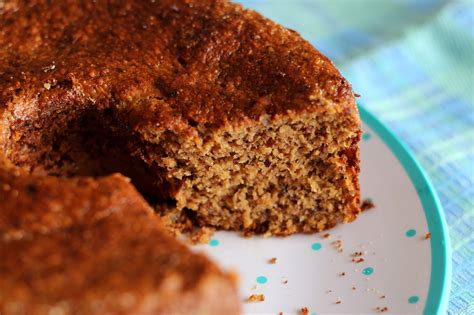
194,106,451,315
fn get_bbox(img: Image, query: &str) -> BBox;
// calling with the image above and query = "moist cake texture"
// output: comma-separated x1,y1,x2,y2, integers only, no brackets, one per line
0,0,360,313
0,0,361,235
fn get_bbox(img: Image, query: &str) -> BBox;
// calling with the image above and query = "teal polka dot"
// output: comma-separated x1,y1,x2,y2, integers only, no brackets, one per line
256,276,268,284
406,229,417,237
208,239,219,247
408,295,420,304
362,133,372,141
362,267,374,275
311,242,322,251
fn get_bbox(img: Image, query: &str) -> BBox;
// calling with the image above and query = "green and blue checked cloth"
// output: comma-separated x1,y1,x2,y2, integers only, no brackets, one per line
238,1,473,313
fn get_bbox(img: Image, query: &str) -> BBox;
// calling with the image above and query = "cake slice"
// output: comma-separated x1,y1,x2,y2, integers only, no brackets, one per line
0,0,361,236
0,156,240,315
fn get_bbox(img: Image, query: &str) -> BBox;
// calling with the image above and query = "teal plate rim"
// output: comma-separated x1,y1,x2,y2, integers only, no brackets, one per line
359,104,452,315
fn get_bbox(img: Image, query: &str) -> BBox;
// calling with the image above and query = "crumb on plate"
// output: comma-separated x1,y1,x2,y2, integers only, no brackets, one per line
375,306,389,313
189,226,215,244
361,198,375,211
247,294,265,302
332,239,343,252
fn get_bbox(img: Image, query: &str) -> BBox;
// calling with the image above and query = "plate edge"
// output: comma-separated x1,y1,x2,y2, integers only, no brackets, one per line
358,104,452,315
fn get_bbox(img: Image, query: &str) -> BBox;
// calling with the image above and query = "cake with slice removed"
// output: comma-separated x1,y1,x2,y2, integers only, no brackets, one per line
0,0,361,313
0,0,361,235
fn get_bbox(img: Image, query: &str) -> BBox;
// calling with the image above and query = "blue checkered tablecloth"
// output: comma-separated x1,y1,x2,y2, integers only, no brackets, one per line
237,1,474,314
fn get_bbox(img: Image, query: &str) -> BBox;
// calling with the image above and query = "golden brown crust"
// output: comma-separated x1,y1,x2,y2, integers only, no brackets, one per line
0,156,240,314
0,211,239,315
0,156,150,239
0,0,355,138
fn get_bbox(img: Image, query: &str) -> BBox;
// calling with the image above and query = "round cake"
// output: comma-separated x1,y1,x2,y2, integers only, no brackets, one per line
0,0,361,314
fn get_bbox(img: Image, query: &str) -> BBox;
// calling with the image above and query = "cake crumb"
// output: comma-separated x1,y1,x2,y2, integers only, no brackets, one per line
425,232,431,240
282,279,288,284
352,286,356,290
189,227,215,244
335,298,342,304
375,306,389,313
380,295,386,299
300,307,309,315
268,257,277,264
241,230,254,238
361,198,375,211
323,233,330,238
352,251,363,257
43,82,51,90
332,239,343,252
247,294,265,302
339,272,346,277
352,257,365,263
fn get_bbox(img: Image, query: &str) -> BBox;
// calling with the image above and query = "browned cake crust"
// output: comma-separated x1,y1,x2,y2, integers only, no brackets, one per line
0,156,240,315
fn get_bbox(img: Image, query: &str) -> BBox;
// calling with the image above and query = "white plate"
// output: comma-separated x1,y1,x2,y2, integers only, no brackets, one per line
194,106,451,315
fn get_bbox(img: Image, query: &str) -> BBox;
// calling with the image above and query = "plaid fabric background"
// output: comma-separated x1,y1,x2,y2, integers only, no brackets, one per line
237,0,474,314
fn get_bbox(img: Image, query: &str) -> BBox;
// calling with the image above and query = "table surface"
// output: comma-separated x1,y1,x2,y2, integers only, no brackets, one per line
236,1,474,314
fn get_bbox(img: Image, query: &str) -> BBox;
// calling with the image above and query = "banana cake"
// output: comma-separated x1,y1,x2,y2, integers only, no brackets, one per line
0,0,360,235
0,0,361,313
